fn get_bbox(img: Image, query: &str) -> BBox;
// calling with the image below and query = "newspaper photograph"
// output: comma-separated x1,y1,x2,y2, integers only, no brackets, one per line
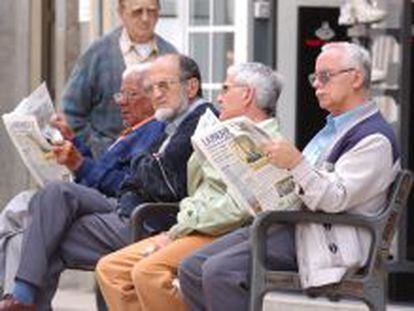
2,83,72,186
192,113,296,215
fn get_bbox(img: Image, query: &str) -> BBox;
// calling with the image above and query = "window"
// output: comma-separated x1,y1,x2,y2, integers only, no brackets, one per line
160,0,177,17
184,0,251,102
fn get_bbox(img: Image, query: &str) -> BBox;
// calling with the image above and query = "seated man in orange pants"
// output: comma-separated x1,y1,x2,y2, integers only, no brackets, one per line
96,62,300,311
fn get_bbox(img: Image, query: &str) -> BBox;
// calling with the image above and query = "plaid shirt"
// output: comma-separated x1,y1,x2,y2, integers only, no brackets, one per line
119,28,159,66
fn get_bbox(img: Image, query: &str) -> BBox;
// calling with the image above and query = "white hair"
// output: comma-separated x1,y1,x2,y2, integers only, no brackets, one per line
227,62,283,117
122,62,152,81
322,42,372,89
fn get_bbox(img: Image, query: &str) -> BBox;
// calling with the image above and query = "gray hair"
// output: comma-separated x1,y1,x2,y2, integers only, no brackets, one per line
321,42,372,89
227,62,283,117
122,62,151,83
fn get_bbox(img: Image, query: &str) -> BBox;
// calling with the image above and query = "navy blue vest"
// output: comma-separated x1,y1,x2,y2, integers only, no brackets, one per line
326,112,400,165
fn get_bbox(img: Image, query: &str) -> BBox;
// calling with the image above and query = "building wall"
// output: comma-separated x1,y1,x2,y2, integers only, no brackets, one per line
275,0,339,141
54,0,80,101
0,0,33,208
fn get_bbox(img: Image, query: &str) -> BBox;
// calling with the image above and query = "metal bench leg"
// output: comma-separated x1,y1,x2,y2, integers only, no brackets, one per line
95,283,108,311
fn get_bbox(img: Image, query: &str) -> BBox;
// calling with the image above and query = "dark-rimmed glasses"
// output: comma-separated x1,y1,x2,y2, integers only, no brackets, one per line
308,68,355,85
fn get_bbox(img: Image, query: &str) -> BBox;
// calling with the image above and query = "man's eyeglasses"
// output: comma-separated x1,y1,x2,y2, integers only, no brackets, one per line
220,84,247,95
308,68,355,85
113,91,143,102
144,79,185,95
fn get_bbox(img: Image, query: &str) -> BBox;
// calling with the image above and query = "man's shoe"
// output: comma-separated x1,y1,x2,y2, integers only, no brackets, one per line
0,294,36,311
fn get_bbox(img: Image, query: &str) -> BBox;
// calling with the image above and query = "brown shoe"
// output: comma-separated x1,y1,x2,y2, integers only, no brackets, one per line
0,294,36,311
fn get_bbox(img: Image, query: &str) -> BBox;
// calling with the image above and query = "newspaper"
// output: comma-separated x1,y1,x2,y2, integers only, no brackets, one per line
2,83,73,186
192,110,297,215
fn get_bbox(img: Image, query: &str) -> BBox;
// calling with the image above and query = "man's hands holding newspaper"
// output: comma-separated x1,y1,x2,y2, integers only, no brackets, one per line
49,113,84,171
263,137,303,170
52,141,84,172
49,113,75,141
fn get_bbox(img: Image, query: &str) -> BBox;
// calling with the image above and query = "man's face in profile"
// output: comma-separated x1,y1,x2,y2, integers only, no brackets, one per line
217,74,248,121
115,74,153,127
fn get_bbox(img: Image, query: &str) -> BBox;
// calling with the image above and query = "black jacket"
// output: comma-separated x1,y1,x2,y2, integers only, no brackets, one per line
117,102,217,218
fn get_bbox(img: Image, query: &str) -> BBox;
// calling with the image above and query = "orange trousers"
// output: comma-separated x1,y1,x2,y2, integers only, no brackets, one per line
96,234,215,311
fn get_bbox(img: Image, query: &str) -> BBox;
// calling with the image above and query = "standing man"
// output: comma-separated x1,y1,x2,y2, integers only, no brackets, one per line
178,42,400,311
62,0,177,157
0,54,212,310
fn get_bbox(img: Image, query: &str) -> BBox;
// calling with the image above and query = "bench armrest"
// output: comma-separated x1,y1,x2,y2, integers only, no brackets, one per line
130,202,180,241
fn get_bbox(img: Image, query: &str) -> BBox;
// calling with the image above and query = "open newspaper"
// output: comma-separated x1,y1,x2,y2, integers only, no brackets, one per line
192,110,297,215
2,83,73,186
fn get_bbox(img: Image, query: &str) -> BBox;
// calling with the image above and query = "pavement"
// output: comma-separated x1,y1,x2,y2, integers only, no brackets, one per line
52,270,96,311
263,292,414,311
52,271,414,311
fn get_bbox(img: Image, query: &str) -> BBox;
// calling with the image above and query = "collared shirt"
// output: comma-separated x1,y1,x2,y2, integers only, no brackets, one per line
302,102,372,165
109,116,156,149
157,98,208,154
119,28,158,67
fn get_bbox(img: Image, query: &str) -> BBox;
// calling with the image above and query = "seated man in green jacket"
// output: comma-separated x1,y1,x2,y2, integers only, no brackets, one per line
96,62,300,311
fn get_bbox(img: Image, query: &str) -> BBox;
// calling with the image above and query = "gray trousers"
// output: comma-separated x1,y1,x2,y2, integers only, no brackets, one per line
178,225,297,311
15,181,130,310
0,190,36,294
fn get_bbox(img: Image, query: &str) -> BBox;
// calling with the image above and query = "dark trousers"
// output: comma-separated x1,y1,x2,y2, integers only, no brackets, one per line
16,181,130,310
178,225,297,311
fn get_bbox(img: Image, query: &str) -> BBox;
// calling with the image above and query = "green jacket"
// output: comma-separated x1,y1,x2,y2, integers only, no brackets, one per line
168,118,299,239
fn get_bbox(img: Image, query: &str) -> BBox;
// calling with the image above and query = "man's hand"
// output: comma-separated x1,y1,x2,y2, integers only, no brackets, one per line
262,137,303,170
52,140,84,171
50,113,75,140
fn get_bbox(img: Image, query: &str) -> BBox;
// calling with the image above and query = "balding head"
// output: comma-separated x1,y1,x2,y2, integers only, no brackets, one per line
145,54,203,121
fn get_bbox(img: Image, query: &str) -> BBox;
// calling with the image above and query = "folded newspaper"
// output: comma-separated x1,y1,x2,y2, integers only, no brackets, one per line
192,110,298,215
2,83,73,186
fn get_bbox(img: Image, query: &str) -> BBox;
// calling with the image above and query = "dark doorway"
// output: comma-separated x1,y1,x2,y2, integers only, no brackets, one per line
295,6,349,150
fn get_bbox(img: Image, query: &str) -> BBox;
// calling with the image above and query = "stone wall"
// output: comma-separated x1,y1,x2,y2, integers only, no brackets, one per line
0,0,32,208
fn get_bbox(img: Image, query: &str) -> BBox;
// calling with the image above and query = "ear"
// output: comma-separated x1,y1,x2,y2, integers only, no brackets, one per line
243,86,255,106
117,6,124,24
186,77,200,100
352,70,365,89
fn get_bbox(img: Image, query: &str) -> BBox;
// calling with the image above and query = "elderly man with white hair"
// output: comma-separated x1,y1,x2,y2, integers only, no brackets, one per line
0,62,163,299
177,42,400,311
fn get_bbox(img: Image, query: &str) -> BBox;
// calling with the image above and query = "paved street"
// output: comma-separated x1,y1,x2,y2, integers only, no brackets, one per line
51,270,414,311
52,270,96,311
